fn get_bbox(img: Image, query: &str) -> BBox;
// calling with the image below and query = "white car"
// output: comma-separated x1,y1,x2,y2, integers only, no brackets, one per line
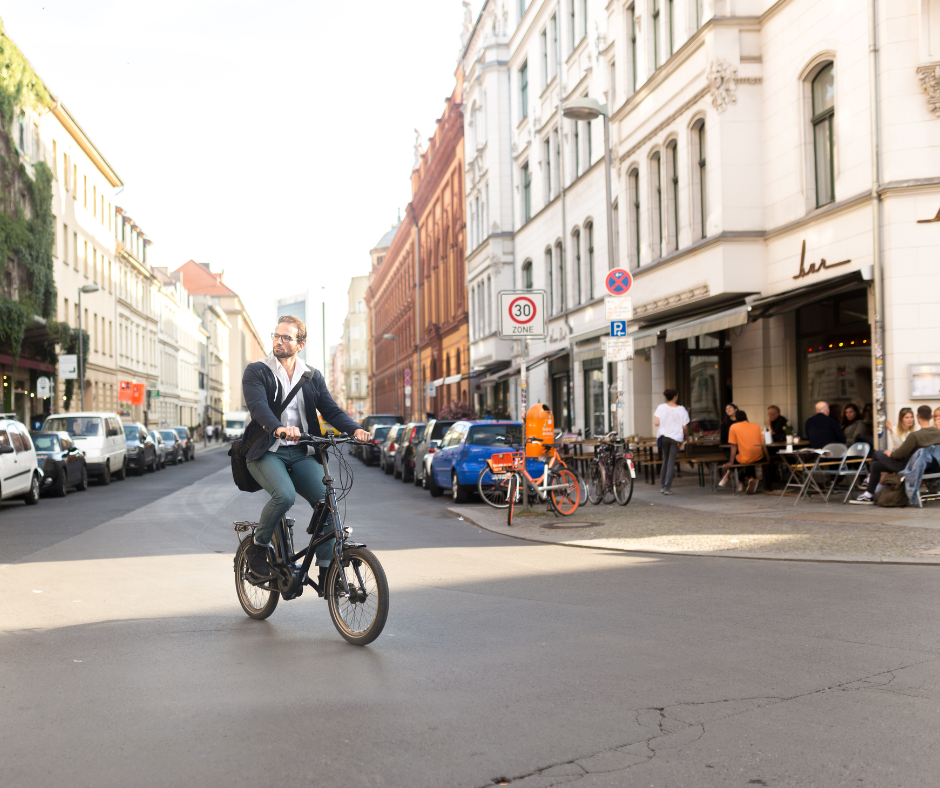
0,416,42,505
42,412,127,484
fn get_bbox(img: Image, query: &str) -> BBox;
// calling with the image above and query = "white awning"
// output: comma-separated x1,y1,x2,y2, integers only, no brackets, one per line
664,305,751,342
443,373,463,384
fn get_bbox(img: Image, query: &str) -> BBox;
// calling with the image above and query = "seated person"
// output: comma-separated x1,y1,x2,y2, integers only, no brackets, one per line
723,410,767,495
805,401,845,449
763,404,789,492
841,403,866,446
852,405,940,504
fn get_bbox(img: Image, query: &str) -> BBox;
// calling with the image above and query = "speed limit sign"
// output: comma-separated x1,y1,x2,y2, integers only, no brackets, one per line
498,290,546,339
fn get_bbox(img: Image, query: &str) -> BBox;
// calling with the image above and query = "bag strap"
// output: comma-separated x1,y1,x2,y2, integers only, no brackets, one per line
240,368,314,455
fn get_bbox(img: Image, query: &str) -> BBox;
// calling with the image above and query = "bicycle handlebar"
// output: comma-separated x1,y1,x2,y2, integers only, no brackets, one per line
280,432,365,445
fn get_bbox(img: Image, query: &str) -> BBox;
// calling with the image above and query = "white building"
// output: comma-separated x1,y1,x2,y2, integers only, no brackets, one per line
152,267,201,428
342,276,370,421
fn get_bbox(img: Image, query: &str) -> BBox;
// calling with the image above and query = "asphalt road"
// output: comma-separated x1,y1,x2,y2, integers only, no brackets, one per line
2,448,939,787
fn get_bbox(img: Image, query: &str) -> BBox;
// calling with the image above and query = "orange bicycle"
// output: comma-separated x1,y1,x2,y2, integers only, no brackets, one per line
477,437,582,516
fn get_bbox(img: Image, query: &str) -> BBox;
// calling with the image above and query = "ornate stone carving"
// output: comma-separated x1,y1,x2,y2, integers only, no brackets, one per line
707,59,738,114
413,129,425,170
460,1,473,49
634,285,710,318
917,63,940,118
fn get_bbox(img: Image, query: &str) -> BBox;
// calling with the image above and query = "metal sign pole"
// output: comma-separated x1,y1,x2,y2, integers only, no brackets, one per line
521,337,528,511
617,360,624,440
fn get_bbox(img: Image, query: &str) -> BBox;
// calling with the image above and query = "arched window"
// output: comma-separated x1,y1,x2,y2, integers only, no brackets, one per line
650,151,663,259
522,260,533,289
628,168,640,267
811,63,835,207
555,240,565,313
545,248,554,315
690,120,706,239
572,228,582,305
664,139,679,253
585,221,595,300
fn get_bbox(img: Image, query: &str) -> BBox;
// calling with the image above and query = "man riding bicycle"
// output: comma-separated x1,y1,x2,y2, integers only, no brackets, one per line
242,315,369,584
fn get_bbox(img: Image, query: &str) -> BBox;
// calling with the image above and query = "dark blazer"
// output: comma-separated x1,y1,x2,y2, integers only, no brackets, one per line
804,413,845,449
242,358,360,461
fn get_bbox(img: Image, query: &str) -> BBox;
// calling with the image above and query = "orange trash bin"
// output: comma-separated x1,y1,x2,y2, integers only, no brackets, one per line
526,403,554,457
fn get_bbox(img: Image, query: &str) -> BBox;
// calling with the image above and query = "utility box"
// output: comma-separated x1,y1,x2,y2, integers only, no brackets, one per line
526,403,554,457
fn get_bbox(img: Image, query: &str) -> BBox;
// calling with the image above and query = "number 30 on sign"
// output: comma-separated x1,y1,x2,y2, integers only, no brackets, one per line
498,290,547,339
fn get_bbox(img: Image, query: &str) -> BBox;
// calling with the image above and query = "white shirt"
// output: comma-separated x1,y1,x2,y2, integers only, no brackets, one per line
269,357,308,452
654,402,690,442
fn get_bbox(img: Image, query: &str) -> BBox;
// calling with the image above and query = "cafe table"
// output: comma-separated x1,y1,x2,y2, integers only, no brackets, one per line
776,447,831,505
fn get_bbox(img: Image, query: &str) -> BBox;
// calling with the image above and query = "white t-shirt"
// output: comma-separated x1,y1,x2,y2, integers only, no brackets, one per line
654,403,690,442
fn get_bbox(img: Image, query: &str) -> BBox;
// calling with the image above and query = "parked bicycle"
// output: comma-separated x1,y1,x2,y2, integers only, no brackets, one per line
232,433,389,646
477,436,582,515
586,431,635,506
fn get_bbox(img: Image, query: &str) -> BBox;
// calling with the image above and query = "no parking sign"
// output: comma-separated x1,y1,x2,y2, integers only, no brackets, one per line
605,268,633,296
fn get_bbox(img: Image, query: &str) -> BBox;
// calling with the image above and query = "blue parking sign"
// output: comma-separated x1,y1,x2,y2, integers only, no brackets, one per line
610,320,627,337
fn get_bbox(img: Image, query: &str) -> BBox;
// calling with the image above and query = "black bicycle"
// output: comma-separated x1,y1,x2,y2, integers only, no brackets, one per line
232,433,389,646
586,431,635,506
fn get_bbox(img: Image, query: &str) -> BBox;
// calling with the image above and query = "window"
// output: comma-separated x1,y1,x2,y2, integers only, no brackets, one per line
522,162,531,221
556,241,565,312
586,119,593,165
545,248,554,315
63,153,69,190
544,138,552,203
62,223,68,264
93,248,98,283
74,233,78,271
696,0,704,29
552,128,560,195
522,260,533,289
541,29,549,86
83,240,88,277
519,0,526,19
572,228,582,305
582,0,588,38
569,0,576,51
94,313,99,352
691,120,707,239
629,168,641,267
550,14,558,78
83,175,87,208
668,0,675,56
666,140,679,253
64,298,69,326
573,120,580,177
811,63,835,207
651,152,663,259
652,0,661,68
519,61,529,119
101,195,105,224
610,60,617,107
628,5,637,94
73,164,77,199
93,185,97,217
586,222,595,300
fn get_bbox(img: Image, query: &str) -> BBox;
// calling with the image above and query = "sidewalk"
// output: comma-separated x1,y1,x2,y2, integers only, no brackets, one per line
196,440,231,455
448,471,940,565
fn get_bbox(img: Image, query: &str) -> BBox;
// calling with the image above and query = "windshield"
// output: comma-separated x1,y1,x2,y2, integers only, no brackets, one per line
159,430,177,441
123,425,140,440
32,435,59,452
467,425,522,446
173,428,189,439
225,420,245,429
372,426,391,441
44,417,104,437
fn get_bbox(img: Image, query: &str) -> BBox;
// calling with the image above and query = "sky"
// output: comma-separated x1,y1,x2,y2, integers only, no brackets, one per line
2,0,474,365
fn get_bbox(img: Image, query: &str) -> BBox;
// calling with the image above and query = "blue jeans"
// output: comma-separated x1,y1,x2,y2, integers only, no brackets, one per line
247,445,334,567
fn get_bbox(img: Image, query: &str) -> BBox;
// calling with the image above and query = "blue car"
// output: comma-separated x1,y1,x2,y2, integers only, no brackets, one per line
428,420,542,503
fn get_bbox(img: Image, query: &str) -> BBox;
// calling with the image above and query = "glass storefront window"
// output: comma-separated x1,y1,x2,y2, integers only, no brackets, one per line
676,332,731,435
584,362,605,436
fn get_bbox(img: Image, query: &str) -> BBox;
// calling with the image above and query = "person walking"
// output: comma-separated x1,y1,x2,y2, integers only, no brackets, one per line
654,389,690,495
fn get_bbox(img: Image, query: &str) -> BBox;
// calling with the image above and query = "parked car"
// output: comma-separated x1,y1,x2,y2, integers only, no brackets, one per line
379,424,406,475
363,424,393,467
123,423,158,475
153,431,170,470
356,414,403,461
42,412,127,484
170,426,195,461
223,411,250,442
393,422,427,482
159,429,185,465
413,419,458,488
32,431,89,496
0,417,42,505
428,421,528,502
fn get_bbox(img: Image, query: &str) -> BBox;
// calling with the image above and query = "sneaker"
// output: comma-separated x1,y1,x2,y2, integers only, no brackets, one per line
746,478,759,495
718,474,729,488
245,541,271,576
662,489,673,496
850,492,874,505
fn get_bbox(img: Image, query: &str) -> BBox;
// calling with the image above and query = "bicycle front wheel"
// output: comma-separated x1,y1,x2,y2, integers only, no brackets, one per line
549,468,581,516
613,457,635,506
587,461,606,505
234,539,280,620
477,466,514,509
327,547,389,646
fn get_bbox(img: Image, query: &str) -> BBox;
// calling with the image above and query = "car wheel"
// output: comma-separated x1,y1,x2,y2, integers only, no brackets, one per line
413,467,422,486
53,468,68,498
428,469,444,497
148,452,157,473
393,462,402,479
384,458,394,476
451,472,469,504
101,462,112,485
75,463,89,492
23,474,40,505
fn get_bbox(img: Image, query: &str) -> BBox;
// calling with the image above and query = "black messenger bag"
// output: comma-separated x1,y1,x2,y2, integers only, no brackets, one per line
228,370,313,492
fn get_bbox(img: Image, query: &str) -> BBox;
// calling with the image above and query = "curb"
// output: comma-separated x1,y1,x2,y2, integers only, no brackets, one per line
446,507,940,567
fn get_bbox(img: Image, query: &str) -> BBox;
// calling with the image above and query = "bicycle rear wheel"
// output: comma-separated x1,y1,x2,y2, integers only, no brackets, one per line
234,539,280,620
549,468,581,515
506,473,518,526
587,461,606,505
613,457,635,506
477,467,513,509
327,547,389,646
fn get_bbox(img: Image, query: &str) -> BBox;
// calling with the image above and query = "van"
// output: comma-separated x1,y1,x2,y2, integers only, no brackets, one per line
42,411,127,484
223,411,250,442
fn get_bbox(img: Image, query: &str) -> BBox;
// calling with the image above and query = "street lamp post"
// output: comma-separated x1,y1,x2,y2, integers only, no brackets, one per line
77,284,100,411
383,333,399,415
563,97,621,436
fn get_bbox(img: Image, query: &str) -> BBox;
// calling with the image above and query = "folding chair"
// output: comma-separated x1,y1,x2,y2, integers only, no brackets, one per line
822,441,870,503
812,443,846,502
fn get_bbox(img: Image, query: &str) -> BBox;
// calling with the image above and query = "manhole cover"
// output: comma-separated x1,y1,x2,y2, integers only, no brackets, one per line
539,521,596,529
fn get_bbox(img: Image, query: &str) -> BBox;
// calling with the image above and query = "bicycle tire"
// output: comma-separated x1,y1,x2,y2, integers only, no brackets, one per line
587,461,606,505
549,468,581,516
612,457,635,506
506,473,518,526
327,547,389,646
477,466,513,509
234,539,280,620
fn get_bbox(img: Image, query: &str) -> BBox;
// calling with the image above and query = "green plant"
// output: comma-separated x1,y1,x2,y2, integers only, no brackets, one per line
439,401,475,420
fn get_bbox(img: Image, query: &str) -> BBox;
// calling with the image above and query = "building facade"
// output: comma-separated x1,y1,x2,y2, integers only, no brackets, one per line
276,291,326,374
343,276,370,421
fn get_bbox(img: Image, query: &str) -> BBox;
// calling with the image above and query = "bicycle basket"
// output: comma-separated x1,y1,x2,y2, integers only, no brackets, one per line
487,451,525,473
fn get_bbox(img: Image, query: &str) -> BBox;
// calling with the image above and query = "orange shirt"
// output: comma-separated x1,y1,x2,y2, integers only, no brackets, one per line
728,421,764,464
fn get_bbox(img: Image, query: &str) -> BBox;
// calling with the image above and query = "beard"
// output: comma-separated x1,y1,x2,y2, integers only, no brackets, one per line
273,346,295,358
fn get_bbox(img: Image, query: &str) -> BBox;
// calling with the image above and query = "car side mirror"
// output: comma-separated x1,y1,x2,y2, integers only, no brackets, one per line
0,444,13,454
430,440,441,449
